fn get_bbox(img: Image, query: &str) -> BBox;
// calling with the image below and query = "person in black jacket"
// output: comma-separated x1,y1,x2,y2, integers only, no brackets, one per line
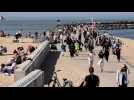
104,48,110,62
98,50,105,72
116,46,121,62
69,40,75,57
80,67,100,87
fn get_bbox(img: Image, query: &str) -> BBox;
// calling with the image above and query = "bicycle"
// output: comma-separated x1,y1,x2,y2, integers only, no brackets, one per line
47,70,73,87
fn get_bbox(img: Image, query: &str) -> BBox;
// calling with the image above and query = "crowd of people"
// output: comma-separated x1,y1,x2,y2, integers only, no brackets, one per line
47,22,128,87
0,22,129,87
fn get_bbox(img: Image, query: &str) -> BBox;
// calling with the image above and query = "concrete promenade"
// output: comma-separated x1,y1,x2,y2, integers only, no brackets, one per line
52,44,134,87
1,40,134,87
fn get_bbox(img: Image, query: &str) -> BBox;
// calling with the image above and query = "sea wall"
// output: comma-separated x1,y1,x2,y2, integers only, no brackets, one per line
9,70,44,87
14,40,50,81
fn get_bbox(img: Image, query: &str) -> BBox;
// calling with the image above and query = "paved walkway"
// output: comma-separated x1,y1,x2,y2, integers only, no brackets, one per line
53,44,134,87
1,43,134,87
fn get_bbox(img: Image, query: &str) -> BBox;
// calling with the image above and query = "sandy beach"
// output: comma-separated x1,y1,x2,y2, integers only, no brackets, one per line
0,36,134,87
0,37,38,65
0,37,39,86
119,37,134,66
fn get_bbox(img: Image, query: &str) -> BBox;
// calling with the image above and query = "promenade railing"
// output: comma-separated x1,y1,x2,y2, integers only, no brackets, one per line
9,69,44,87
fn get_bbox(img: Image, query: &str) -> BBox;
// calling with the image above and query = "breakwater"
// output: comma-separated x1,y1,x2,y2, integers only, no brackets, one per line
96,21,134,30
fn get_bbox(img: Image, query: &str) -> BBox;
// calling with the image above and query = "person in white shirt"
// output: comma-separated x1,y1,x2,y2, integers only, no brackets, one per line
88,51,94,67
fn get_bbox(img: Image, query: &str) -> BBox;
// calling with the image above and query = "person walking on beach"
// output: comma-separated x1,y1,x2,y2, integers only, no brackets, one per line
43,31,46,40
97,49,105,72
117,39,122,48
34,32,38,43
104,47,110,62
77,40,83,52
61,42,66,56
112,41,117,55
80,67,100,87
69,40,75,57
15,31,22,42
87,37,94,52
116,46,121,62
116,64,129,87
88,51,94,67
74,40,80,56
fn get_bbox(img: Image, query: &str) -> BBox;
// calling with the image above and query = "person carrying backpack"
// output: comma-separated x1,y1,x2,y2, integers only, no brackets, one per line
116,64,129,87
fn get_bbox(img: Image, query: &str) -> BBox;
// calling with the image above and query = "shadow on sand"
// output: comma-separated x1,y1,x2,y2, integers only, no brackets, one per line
104,70,116,74
19,41,34,43
41,50,61,85
1,53,14,56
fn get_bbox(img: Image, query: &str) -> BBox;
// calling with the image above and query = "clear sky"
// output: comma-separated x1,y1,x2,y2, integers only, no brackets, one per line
0,12,134,20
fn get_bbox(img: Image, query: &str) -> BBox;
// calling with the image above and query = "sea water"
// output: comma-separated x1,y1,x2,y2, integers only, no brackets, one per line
0,19,134,40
